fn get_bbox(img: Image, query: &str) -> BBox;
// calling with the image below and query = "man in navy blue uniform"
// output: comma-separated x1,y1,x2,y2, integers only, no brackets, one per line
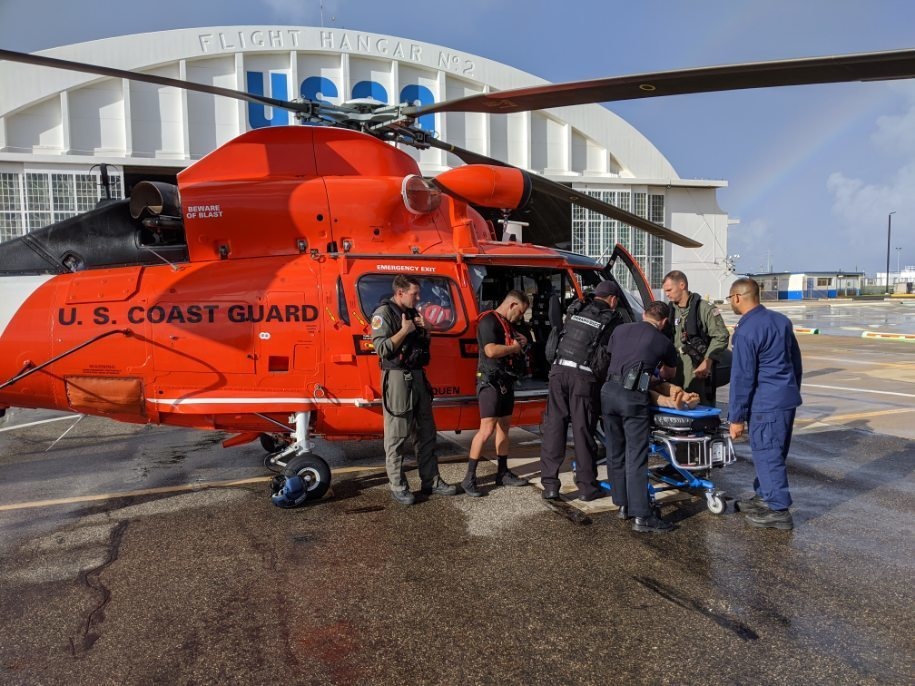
601,301,679,533
727,277,802,530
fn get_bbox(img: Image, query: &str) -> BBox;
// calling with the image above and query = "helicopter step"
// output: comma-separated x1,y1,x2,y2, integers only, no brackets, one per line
266,411,331,507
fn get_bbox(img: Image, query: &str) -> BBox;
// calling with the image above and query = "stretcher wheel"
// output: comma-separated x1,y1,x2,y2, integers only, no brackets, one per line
284,454,332,501
705,492,726,515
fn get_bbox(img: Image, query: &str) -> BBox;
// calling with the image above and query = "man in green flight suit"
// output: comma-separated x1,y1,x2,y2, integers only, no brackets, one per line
371,274,457,505
661,270,730,405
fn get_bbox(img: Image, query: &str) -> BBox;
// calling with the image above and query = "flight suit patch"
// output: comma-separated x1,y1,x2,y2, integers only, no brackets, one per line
371,314,384,330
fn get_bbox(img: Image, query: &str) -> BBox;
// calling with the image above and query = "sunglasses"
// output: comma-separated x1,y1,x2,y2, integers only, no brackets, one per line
725,292,748,301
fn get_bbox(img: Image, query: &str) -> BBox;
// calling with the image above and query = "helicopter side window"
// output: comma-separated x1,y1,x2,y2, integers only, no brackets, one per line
357,275,460,332
336,276,350,326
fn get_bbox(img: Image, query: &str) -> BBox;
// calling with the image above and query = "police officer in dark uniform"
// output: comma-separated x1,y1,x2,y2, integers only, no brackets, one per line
727,277,802,530
539,280,623,501
601,300,678,533
371,274,457,506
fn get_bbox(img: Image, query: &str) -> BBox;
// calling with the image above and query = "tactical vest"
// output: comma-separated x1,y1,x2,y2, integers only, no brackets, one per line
378,300,431,371
556,299,617,375
476,310,527,381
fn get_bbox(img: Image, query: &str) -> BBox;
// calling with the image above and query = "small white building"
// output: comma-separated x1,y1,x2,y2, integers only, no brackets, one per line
874,266,915,288
749,271,864,300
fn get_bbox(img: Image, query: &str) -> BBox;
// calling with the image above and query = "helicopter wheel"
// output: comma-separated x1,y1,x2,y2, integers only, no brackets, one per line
283,454,332,502
260,432,290,453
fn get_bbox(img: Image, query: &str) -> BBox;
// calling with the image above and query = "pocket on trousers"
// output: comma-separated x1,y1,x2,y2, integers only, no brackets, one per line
572,378,596,402
749,412,778,449
384,373,413,415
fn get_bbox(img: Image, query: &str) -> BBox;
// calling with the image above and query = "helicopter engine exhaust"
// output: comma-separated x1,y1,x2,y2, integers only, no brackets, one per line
432,165,532,212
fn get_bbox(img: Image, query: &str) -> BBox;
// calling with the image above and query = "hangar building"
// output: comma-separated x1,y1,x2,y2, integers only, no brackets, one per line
0,26,732,297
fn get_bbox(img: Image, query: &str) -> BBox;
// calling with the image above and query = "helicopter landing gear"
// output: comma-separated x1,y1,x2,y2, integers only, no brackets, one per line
266,411,332,506
259,432,291,453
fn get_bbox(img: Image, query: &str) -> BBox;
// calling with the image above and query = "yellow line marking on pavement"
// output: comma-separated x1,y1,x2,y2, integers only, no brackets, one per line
803,383,915,399
0,464,386,512
804,355,915,368
796,407,915,427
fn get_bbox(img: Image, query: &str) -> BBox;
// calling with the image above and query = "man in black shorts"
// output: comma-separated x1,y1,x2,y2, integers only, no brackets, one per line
462,290,531,497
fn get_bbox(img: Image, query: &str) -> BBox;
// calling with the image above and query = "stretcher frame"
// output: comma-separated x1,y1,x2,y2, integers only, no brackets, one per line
647,405,735,514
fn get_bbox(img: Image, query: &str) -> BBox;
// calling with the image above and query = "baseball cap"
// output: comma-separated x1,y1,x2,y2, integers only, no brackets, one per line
594,281,622,298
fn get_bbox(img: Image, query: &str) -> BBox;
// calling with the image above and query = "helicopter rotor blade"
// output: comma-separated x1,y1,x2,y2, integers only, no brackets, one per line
0,48,313,115
426,139,702,249
410,48,915,116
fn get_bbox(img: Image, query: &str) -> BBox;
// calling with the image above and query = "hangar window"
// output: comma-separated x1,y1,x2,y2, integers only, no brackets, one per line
0,170,123,242
0,173,23,242
817,277,831,287
572,189,667,291
25,173,51,231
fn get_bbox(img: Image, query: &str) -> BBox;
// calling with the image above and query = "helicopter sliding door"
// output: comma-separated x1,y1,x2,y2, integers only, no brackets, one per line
603,243,654,320
316,261,474,437
469,264,578,386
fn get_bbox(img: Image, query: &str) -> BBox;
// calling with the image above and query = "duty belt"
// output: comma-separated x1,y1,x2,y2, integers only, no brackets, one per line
555,358,593,373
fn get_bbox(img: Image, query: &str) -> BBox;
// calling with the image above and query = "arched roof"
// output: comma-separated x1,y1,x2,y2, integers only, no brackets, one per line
0,26,682,180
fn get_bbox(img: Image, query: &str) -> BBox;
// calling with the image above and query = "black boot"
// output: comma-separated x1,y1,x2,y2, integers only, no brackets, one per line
495,455,528,487
462,458,483,497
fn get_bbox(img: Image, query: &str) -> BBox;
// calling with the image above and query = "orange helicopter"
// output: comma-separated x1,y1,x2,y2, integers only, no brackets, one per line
0,46,913,503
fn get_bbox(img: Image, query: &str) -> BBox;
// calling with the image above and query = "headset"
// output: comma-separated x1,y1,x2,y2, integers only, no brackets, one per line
270,475,308,508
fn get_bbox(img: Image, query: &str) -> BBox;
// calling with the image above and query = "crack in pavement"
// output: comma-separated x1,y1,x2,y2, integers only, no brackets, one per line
69,520,128,656
634,575,759,642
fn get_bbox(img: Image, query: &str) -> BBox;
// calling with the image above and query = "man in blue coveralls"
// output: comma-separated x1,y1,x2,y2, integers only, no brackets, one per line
727,278,803,530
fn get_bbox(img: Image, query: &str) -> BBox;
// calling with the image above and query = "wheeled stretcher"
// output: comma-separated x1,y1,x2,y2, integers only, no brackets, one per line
646,405,735,514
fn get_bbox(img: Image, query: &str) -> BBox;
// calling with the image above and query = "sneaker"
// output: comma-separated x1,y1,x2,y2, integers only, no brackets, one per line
462,477,483,497
632,514,674,534
391,489,415,506
420,479,458,497
736,494,767,515
745,508,793,530
496,470,528,487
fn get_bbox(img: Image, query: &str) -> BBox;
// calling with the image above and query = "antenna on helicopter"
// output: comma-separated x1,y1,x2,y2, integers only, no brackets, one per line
90,163,118,206
498,217,529,243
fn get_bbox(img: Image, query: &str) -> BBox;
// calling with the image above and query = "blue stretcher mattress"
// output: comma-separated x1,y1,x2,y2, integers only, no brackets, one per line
650,405,721,418
650,404,722,431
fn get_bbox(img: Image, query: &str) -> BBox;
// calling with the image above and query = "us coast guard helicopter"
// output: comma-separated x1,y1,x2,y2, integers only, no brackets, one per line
0,45,913,504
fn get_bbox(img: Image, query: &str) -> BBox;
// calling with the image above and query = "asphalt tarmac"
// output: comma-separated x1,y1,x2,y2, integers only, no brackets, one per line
0,329,912,684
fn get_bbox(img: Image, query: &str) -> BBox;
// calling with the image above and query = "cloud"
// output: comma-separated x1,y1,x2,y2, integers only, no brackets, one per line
730,218,774,273
872,83,915,155
828,163,915,263
828,84,915,271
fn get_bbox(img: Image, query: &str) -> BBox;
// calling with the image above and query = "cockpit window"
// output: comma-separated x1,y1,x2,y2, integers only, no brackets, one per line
357,275,460,331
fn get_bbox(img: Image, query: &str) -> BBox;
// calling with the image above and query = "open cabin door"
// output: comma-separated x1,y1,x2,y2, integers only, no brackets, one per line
602,244,654,323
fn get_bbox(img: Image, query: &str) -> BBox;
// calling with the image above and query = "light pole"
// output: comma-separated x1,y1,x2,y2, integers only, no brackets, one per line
886,211,896,295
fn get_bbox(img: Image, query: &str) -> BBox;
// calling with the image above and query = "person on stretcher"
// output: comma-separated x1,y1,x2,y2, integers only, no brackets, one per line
650,380,701,410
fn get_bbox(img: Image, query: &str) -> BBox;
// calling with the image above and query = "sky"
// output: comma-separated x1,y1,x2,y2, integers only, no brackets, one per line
1,0,913,276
